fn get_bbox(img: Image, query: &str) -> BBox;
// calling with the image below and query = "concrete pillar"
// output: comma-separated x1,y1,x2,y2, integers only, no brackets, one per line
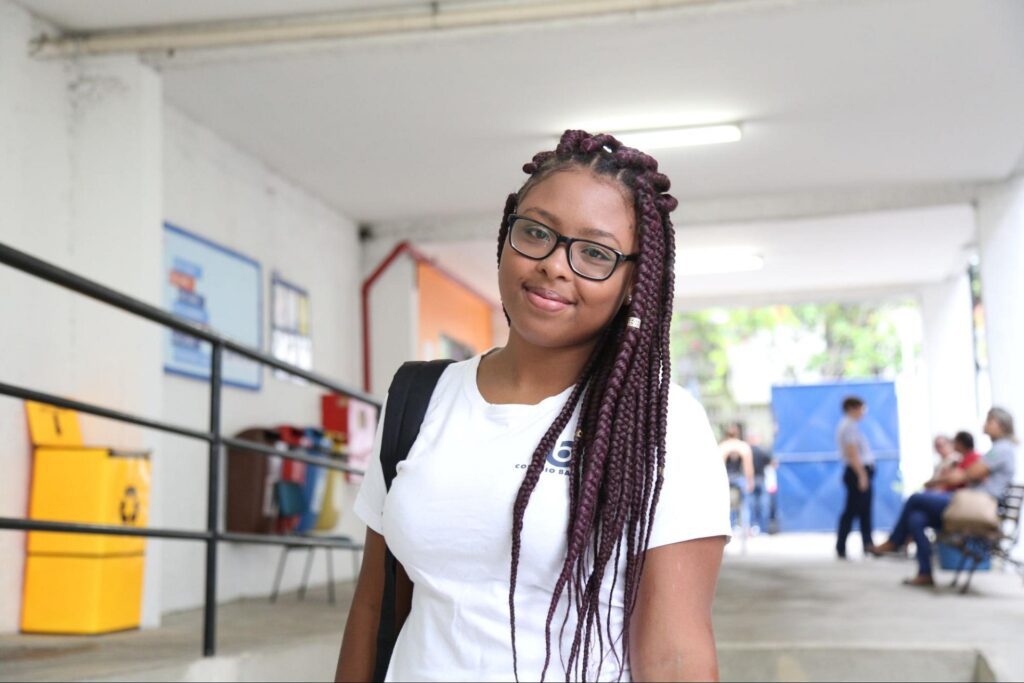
976,176,1024,482
918,273,979,439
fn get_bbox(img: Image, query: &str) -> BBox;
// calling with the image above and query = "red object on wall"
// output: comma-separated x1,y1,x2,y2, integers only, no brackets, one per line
322,394,379,483
321,394,349,434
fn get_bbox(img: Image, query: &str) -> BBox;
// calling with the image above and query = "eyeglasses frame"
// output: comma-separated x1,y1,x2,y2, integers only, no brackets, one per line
506,214,638,282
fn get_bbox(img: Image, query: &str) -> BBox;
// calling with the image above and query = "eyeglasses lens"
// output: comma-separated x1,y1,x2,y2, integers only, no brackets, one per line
510,218,617,280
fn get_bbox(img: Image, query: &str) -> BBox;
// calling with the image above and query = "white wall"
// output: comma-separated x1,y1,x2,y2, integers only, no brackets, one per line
0,0,368,631
159,106,366,615
976,175,1024,482
362,238,418,397
0,0,163,632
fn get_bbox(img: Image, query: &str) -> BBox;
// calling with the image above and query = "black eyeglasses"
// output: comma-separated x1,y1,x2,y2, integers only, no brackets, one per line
506,214,637,281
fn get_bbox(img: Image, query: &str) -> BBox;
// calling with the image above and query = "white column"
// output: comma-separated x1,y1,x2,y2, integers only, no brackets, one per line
976,176,1024,483
918,273,979,439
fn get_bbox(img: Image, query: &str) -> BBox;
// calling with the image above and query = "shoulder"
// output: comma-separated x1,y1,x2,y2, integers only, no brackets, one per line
665,384,720,460
649,383,731,548
990,439,1018,463
394,356,472,399
667,382,709,425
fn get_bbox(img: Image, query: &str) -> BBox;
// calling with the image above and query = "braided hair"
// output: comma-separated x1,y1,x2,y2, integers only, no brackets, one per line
497,130,679,681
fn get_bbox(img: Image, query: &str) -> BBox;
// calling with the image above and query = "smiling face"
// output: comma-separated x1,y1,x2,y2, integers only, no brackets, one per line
498,168,636,351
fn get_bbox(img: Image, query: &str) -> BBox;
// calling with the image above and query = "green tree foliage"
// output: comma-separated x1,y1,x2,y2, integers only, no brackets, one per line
673,302,907,408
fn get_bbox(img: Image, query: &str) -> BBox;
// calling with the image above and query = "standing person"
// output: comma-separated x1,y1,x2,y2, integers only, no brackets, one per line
871,409,1018,587
335,130,731,682
748,434,774,534
720,423,754,532
835,396,876,559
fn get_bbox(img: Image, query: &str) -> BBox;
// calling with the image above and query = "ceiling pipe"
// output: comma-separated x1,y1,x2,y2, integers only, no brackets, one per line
31,0,719,59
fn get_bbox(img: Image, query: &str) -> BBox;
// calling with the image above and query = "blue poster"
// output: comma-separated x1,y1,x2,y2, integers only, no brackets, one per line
163,223,262,390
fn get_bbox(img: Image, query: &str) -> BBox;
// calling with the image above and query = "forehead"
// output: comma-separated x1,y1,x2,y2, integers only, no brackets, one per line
518,169,635,245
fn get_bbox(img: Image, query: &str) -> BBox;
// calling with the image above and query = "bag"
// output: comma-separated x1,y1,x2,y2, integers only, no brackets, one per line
942,489,1001,537
373,359,454,682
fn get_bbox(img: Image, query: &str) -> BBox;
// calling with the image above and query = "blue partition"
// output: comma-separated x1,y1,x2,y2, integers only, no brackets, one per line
771,381,903,532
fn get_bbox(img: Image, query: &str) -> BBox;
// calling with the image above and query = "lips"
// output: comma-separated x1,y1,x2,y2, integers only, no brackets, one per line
523,284,574,312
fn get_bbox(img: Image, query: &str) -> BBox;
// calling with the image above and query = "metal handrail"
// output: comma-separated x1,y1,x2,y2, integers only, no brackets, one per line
0,240,379,657
0,242,379,404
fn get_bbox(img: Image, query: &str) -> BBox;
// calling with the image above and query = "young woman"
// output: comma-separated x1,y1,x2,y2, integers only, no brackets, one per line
336,130,730,682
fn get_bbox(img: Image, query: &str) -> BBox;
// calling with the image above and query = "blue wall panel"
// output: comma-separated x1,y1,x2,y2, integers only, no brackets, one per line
772,381,903,532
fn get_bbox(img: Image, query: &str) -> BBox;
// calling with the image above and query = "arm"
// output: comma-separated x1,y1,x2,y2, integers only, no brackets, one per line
335,528,386,682
938,460,991,488
629,536,727,682
740,444,755,492
335,529,414,682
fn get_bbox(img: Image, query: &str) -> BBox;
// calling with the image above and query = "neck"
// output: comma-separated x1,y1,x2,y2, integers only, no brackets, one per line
480,329,598,404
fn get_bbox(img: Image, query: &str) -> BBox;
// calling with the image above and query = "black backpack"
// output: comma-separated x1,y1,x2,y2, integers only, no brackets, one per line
373,359,454,681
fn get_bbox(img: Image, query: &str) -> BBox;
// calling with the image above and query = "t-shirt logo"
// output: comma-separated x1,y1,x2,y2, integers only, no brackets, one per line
547,440,573,469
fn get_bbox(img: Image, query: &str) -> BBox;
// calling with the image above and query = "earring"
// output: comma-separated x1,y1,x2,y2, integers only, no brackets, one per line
625,293,633,306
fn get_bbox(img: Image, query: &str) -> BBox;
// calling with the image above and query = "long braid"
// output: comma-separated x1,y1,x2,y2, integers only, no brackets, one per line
502,130,678,681
576,178,668,680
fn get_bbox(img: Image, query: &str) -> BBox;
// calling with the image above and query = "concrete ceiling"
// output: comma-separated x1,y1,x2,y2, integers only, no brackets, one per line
17,0,1024,226
13,0,1019,310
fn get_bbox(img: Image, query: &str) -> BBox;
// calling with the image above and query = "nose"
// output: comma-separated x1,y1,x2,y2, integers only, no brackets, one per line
536,241,573,280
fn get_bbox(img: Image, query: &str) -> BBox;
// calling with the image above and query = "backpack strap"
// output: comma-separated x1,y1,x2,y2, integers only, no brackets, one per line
374,358,454,681
379,359,454,492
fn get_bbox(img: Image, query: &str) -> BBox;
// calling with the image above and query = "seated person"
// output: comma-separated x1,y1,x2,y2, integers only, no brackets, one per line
924,434,957,490
939,431,982,491
870,408,1018,587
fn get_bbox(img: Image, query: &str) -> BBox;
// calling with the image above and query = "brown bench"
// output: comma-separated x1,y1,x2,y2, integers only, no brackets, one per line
938,484,1024,593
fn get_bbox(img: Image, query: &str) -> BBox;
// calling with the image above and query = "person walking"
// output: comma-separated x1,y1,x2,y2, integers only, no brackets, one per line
835,396,875,559
720,423,754,532
748,434,774,534
335,130,730,682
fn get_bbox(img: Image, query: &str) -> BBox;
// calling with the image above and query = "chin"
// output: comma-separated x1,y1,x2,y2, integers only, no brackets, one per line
509,311,599,350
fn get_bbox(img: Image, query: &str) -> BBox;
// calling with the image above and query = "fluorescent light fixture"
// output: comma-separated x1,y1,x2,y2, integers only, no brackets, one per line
678,247,764,276
615,123,742,150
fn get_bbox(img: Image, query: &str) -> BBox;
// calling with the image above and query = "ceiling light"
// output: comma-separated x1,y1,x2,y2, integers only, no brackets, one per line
614,124,742,150
678,248,764,276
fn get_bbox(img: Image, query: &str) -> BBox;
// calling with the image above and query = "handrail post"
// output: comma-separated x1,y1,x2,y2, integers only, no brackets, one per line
202,341,224,656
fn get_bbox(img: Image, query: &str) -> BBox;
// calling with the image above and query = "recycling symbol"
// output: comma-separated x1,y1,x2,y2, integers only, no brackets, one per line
120,486,140,524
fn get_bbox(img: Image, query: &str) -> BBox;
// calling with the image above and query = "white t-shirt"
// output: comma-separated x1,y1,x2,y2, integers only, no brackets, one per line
354,354,730,682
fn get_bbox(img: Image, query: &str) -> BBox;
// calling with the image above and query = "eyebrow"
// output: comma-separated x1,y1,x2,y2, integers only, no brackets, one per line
521,208,623,248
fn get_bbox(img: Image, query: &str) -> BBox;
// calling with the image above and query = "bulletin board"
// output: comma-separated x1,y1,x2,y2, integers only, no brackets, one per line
271,274,313,381
162,223,263,390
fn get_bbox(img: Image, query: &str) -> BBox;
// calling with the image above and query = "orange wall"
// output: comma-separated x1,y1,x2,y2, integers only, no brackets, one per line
417,262,494,360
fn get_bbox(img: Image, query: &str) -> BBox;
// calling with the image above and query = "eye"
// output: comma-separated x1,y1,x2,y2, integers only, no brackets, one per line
580,244,614,262
519,222,552,242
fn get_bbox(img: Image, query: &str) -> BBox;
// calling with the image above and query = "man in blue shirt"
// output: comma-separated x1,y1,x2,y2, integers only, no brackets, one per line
870,408,1018,586
836,396,875,558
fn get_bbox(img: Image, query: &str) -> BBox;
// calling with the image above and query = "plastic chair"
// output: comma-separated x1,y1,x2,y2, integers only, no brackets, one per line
268,480,359,604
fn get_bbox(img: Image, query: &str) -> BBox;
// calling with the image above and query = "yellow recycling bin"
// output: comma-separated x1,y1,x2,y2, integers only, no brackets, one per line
21,402,151,634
